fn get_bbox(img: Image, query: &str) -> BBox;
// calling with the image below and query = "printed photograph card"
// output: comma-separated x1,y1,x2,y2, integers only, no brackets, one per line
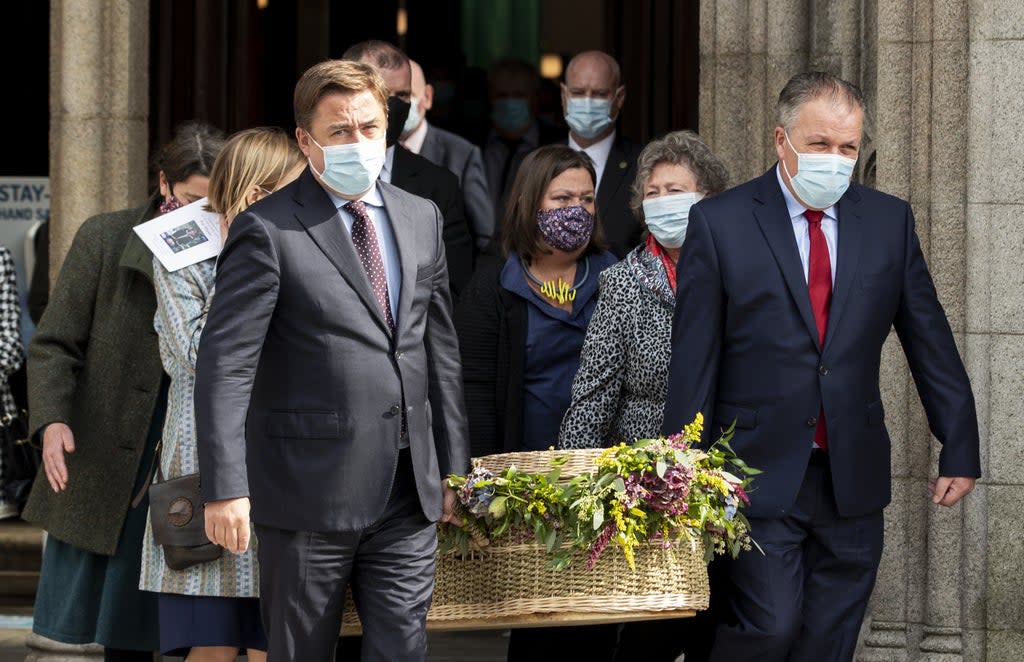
134,198,221,271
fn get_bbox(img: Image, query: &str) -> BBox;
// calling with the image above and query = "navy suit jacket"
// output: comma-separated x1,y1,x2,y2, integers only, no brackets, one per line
662,166,980,519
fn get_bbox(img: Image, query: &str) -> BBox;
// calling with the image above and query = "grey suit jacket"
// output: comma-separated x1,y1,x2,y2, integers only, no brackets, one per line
420,123,495,252
194,169,470,532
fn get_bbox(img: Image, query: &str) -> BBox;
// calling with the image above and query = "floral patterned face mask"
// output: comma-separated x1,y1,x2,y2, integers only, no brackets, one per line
159,195,183,215
535,205,594,252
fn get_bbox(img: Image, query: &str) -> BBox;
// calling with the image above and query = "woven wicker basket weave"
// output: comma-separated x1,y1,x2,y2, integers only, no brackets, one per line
339,449,710,633
472,447,606,478
341,538,708,633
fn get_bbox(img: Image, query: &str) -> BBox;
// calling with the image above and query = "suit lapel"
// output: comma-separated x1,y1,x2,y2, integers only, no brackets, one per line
292,171,393,336
825,187,863,349
752,168,821,349
379,182,418,334
597,136,631,209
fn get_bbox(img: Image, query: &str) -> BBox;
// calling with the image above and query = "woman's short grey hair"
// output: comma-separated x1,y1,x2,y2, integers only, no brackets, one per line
629,130,730,222
776,71,865,130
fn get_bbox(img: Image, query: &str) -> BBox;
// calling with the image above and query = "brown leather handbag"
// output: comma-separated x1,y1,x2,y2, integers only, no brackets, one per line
143,443,223,571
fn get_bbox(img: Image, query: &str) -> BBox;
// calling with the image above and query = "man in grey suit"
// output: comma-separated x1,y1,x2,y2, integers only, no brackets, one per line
195,59,469,661
401,59,495,255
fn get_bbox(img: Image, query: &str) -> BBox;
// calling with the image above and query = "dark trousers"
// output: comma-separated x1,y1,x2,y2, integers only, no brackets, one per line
708,458,884,662
507,624,619,661
613,556,729,662
257,450,436,662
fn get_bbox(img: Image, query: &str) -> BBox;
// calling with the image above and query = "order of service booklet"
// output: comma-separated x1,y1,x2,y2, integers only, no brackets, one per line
133,197,222,272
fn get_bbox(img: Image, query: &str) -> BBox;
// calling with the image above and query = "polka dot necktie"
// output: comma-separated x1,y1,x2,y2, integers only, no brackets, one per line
805,209,830,449
344,200,395,333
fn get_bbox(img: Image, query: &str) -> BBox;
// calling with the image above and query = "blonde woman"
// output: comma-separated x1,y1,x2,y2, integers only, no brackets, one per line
139,127,305,661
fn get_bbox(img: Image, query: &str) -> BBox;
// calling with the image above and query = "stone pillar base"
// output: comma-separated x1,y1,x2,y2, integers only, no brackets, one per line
858,620,909,661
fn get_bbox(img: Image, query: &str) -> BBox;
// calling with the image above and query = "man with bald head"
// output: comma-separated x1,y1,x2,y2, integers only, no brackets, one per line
559,50,642,257
662,71,980,661
401,60,495,255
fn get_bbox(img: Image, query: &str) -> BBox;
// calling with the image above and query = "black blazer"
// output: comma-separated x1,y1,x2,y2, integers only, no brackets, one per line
391,144,474,297
195,171,470,532
452,255,527,458
594,133,643,259
662,166,980,519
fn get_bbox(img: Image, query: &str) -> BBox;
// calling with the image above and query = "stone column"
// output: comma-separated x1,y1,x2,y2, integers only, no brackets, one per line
48,0,150,282
964,1,1024,660
30,1,150,660
698,0,809,181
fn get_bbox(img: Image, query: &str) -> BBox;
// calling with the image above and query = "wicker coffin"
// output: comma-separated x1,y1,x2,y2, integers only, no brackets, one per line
340,449,709,633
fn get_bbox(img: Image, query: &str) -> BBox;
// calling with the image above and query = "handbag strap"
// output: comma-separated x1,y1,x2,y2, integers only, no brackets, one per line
130,439,163,509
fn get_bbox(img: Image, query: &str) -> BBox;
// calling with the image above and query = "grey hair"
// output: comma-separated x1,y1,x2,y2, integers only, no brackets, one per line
776,71,865,130
629,130,730,222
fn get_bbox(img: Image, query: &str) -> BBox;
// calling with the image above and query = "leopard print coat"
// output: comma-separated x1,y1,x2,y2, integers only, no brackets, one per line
557,245,676,449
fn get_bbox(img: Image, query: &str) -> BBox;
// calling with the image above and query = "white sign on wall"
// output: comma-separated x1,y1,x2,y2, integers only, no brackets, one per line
0,176,49,345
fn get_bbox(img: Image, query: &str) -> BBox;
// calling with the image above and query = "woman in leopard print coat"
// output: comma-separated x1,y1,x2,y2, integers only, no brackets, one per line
558,130,729,450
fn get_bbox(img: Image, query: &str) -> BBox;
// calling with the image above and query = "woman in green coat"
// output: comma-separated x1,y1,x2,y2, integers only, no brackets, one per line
23,121,225,662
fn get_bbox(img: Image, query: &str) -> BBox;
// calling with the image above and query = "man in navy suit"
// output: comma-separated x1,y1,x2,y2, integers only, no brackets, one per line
662,71,980,661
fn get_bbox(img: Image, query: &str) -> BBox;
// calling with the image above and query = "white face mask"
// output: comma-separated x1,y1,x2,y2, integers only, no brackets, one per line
565,97,614,140
642,192,701,249
782,131,857,209
402,97,421,137
307,133,386,197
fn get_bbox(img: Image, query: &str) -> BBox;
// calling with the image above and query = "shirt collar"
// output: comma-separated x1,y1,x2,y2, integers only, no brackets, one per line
568,129,616,167
775,163,838,222
324,181,385,210
400,119,429,154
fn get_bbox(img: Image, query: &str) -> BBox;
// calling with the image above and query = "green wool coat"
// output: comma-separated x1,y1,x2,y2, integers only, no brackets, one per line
22,199,166,556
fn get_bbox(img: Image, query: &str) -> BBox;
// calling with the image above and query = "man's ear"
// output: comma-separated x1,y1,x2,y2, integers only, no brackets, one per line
612,85,626,118
422,84,434,113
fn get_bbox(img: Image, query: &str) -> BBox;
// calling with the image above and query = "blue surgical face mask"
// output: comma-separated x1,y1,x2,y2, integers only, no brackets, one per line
307,133,386,197
402,97,422,137
565,96,614,140
782,131,857,209
642,192,701,249
491,97,531,133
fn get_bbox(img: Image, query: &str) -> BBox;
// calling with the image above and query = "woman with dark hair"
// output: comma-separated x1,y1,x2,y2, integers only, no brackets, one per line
23,121,225,662
453,143,618,660
557,129,730,662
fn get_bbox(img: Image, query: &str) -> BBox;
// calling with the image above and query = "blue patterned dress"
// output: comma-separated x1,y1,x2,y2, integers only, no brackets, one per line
139,256,260,597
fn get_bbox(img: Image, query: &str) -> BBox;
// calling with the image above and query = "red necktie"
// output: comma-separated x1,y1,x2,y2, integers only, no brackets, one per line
344,200,395,333
805,209,831,449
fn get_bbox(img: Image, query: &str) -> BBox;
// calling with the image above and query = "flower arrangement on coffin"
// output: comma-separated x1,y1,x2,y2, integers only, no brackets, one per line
440,413,761,570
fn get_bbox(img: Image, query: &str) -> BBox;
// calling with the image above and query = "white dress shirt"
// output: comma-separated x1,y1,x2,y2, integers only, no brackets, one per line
776,164,838,286
569,129,616,193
